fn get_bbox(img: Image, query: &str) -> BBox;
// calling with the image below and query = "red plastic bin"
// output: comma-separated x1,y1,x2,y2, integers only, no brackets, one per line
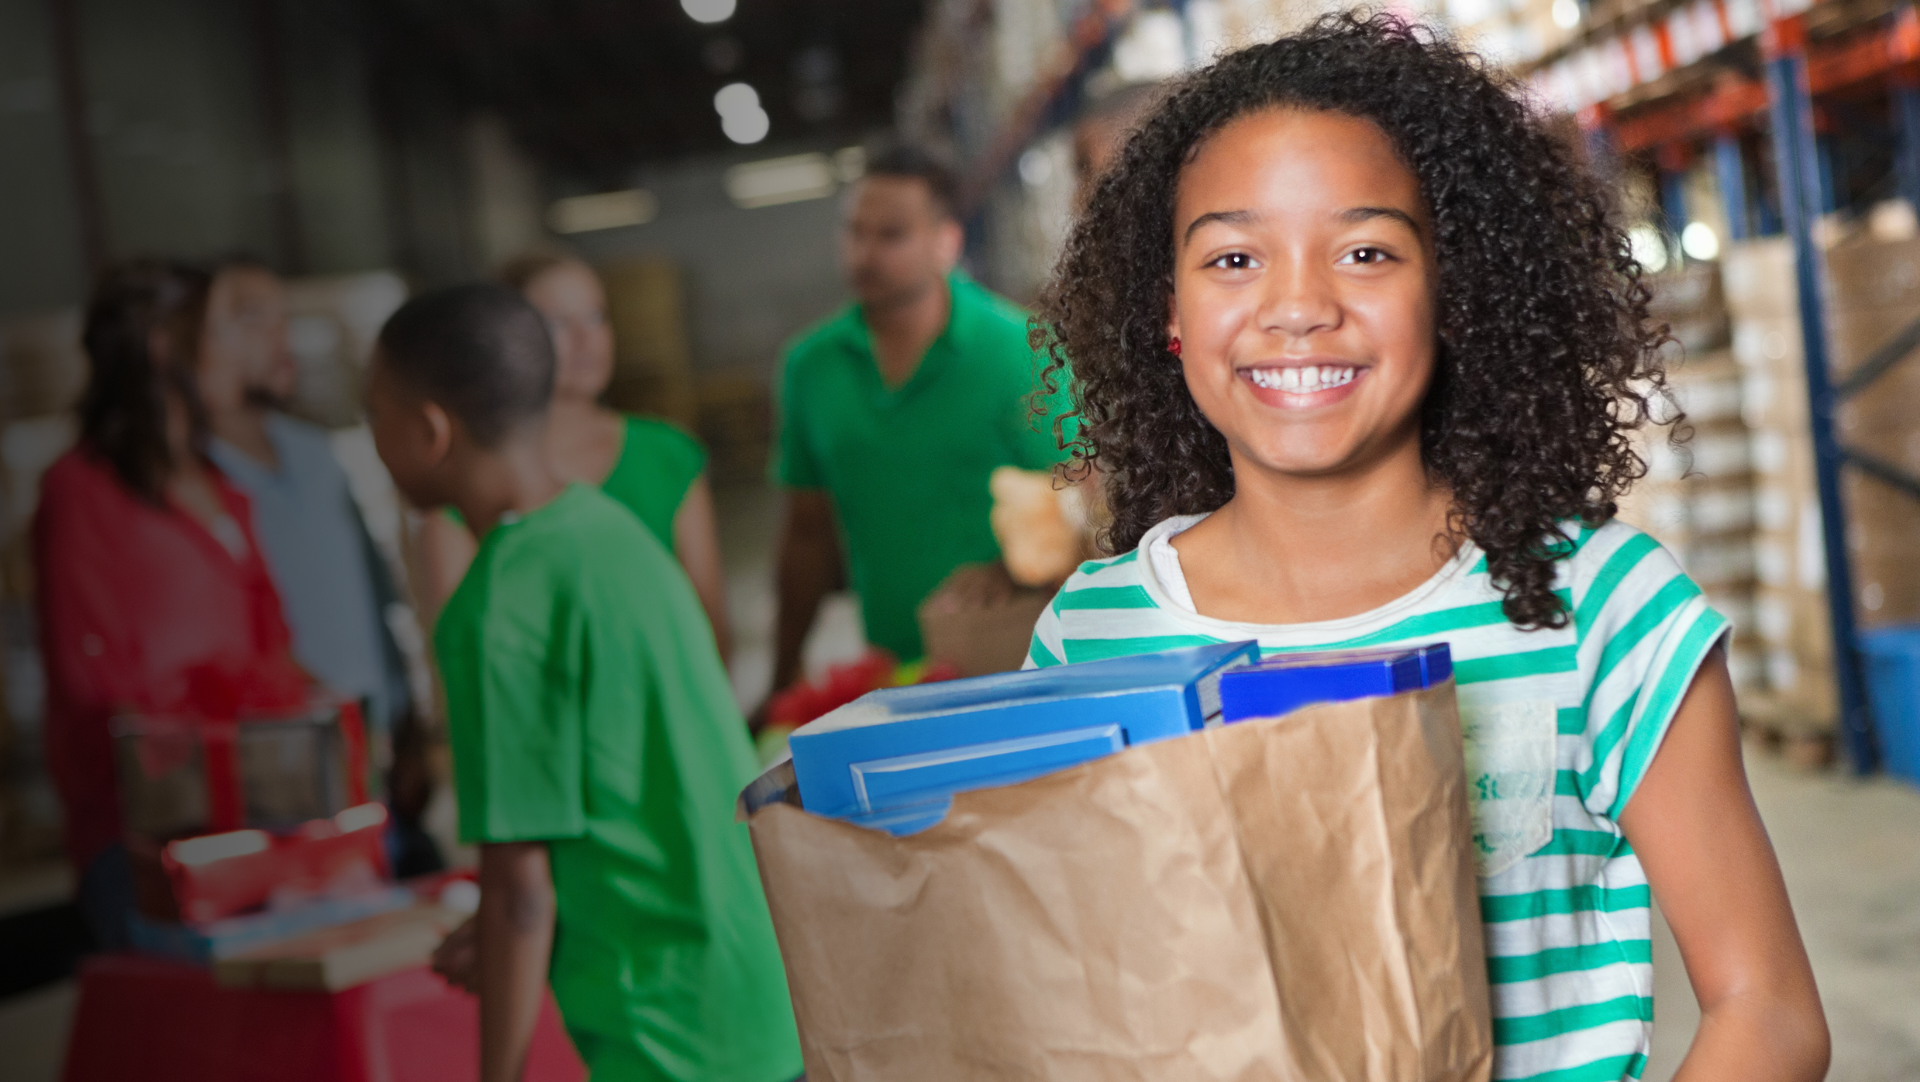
63,953,584,1082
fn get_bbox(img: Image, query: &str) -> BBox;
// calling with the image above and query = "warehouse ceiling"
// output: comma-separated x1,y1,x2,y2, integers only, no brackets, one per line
363,0,932,182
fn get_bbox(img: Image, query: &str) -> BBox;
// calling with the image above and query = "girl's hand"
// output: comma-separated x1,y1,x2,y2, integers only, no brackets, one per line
1619,646,1830,1081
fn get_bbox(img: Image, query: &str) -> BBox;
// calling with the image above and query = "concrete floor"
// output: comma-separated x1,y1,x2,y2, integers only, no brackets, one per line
2,485,1916,1080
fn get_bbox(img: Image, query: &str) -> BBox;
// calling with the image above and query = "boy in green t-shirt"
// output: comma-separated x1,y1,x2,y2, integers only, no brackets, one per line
366,283,801,1082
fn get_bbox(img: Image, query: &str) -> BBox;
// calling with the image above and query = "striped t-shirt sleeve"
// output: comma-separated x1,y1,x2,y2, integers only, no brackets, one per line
1025,587,1069,669
1571,527,1730,821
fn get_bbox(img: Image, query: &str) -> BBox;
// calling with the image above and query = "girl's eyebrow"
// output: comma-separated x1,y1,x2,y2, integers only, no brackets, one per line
1182,209,1259,244
1182,205,1422,244
1340,206,1422,235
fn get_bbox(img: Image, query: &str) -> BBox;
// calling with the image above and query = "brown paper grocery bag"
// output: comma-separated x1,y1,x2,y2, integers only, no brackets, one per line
747,683,1492,1082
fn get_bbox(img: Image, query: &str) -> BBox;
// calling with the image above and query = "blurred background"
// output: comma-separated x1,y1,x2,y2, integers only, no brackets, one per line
1,0,1918,1079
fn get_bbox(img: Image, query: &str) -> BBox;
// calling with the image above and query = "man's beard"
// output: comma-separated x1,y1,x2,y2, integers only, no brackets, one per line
244,385,291,411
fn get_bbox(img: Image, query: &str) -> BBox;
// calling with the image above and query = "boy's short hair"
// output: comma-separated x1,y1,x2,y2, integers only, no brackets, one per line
863,145,959,220
378,283,554,447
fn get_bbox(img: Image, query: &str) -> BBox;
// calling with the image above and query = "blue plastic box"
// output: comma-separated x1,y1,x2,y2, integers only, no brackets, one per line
1217,643,1453,723
789,640,1259,830
1861,626,1920,787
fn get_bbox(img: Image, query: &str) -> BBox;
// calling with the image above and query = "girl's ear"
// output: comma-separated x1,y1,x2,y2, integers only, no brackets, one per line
1166,292,1181,348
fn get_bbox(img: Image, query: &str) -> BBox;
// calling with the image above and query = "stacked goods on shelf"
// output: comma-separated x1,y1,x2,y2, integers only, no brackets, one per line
1822,233,1920,632
0,308,86,423
692,370,772,487
0,312,84,867
1721,237,1837,734
282,272,408,429
600,258,698,433
1617,264,1765,693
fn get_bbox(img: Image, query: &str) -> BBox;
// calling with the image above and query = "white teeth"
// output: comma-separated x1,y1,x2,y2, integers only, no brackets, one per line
1247,366,1356,392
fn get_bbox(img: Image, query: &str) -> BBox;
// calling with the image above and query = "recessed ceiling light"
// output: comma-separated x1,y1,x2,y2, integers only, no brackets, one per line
725,153,838,207
682,0,736,25
548,189,659,233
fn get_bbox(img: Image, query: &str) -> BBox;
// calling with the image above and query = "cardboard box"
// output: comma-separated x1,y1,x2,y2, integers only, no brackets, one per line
1823,235,1920,313
1646,262,1725,320
1846,472,1920,628
282,272,407,429
0,308,86,423
601,258,698,432
1722,238,1798,320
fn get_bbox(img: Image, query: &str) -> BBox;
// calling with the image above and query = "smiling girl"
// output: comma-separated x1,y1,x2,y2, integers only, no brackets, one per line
1027,15,1827,1082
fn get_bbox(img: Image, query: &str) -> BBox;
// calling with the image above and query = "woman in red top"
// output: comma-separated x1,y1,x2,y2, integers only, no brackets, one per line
35,259,306,948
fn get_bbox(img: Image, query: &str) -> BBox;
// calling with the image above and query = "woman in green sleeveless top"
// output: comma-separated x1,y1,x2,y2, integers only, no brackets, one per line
416,254,730,661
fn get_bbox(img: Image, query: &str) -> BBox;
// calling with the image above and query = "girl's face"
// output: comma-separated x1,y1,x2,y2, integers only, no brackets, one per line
1169,108,1435,480
524,260,615,403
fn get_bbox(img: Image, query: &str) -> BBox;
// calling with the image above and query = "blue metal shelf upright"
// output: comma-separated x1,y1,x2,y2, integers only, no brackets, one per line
1762,15,1877,773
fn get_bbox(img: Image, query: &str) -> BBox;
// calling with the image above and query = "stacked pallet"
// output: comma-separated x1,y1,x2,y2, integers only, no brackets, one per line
0,310,86,868
600,258,699,434
1823,234,1920,634
1619,263,1765,694
1721,238,1837,738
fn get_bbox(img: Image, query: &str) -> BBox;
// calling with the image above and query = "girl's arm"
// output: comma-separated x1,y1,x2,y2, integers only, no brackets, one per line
477,841,556,1082
1618,647,1829,1082
672,473,732,666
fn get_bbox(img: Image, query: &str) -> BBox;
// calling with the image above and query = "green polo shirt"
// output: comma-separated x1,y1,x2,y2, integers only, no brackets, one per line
773,272,1072,660
436,484,801,1082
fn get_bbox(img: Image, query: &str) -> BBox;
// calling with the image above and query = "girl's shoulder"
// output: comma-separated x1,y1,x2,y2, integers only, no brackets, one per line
1550,517,1697,636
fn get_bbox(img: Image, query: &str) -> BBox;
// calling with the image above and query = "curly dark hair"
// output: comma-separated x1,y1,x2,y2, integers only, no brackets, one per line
1033,11,1671,629
79,259,212,505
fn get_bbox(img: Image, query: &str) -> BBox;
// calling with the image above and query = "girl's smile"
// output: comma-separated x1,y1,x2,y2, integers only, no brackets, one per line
1237,359,1368,408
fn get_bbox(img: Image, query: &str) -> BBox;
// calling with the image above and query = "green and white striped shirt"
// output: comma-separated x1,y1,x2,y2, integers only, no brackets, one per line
1025,514,1727,1082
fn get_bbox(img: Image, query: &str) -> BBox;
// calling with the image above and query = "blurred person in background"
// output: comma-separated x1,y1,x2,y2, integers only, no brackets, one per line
196,256,412,741
761,146,1070,721
194,256,436,875
35,259,308,949
373,285,800,1082
416,252,730,661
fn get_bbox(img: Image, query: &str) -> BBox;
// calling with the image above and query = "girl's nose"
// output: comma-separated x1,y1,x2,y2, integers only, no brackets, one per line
1257,259,1342,340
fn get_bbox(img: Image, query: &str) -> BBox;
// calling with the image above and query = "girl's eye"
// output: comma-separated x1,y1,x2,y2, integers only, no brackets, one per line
1340,247,1393,266
1207,253,1258,271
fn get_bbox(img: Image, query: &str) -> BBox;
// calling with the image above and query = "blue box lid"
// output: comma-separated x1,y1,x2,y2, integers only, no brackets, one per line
1217,643,1452,723
790,640,1259,825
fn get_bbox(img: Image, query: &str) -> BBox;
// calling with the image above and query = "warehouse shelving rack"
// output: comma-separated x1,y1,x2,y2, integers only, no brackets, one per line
1537,1,1920,772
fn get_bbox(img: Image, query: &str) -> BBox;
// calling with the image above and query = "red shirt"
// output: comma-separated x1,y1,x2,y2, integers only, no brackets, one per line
34,447,307,869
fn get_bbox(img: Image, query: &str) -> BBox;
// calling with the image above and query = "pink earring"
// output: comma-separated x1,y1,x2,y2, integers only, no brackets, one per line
1168,337,1181,356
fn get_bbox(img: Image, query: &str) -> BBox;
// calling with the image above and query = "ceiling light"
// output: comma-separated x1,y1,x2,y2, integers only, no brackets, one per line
1681,221,1720,261
1552,0,1582,29
547,189,658,234
1628,224,1670,273
681,0,736,24
725,153,838,207
721,108,769,144
715,83,768,145
714,82,759,115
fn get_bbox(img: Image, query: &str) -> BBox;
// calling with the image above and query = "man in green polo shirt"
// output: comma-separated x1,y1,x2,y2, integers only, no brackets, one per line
766,146,1070,708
